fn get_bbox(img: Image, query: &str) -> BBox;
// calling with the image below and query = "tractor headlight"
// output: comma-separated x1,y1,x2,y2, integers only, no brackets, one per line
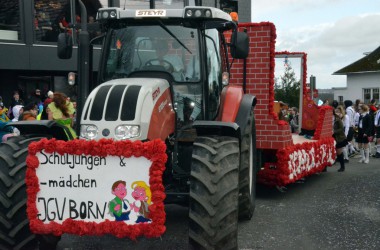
115,125,140,140
80,125,98,140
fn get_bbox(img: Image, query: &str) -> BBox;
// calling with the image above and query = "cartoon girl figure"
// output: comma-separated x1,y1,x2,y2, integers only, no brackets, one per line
129,181,151,223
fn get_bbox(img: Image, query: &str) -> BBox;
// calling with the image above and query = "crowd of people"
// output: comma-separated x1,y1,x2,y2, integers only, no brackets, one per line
276,97,379,173
332,98,380,172
0,89,77,142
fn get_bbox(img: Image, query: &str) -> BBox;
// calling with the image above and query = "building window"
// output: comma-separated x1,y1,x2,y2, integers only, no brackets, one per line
0,0,21,41
363,88,379,104
373,88,379,103
338,96,343,104
34,0,103,43
34,0,70,42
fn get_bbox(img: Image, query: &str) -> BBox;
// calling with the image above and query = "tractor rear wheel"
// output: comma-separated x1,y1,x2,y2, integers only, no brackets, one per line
189,136,239,250
0,135,60,250
238,109,257,220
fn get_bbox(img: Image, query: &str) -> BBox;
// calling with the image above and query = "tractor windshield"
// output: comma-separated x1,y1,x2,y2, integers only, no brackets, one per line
104,25,200,83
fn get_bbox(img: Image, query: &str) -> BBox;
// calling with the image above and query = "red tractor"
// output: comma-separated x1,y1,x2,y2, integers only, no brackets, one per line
0,3,257,249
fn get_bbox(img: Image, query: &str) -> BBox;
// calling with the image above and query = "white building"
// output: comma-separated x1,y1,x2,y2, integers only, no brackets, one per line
333,46,380,105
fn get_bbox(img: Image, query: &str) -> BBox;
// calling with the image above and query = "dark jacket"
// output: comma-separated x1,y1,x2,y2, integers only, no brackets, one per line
10,98,24,108
333,119,346,143
358,113,371,135
369,105,377,136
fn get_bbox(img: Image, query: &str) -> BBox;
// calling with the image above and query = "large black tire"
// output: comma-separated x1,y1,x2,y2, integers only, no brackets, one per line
238,109,257,220
189,136,239,250
0,135,60,250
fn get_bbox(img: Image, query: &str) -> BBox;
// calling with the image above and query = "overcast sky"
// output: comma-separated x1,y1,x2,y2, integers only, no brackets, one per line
252,0,380,89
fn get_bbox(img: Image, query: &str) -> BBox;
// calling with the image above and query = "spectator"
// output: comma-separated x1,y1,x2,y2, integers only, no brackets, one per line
39,90,54,120
0,102,17,142
11,105,24,122
289,107,299,133
333,107,348,172
70,97,77,128
368,99,377,137
10,90,24,107
357,105,371,164
47,92,77,139
0,120,15,142
44,90,54,106
344,100,356,155
374,103,380,158
20,102,38,121
29,88,43,106
332,100,339,109
8,90,24,119
278,101,288,121
354,99,362,112
337,105,350,163
368,99,377,156
0,101,10,122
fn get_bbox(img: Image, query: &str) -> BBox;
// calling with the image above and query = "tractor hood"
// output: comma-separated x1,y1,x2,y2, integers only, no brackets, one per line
80,77,175,141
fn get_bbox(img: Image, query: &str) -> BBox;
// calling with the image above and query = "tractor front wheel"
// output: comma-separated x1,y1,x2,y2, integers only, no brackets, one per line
189,136,239,250
0,136,60,250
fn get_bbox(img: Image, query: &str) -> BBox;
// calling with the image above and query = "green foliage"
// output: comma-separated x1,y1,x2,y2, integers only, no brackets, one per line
274,63,300,108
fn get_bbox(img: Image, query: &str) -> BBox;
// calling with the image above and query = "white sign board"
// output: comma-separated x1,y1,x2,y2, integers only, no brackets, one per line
27,139,167,238
36,152,151,224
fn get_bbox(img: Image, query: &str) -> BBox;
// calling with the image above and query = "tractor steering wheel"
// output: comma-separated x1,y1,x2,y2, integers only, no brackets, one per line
144,58,175,73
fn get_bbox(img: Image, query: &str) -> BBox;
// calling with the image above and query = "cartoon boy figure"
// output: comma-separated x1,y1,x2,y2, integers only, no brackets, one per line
109,180,130,221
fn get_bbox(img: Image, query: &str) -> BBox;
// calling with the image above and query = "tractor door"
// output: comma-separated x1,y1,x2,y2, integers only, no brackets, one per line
203,29,227,120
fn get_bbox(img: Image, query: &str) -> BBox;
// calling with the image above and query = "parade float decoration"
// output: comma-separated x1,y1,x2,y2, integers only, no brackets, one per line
26,138,167,239
229,23,335,187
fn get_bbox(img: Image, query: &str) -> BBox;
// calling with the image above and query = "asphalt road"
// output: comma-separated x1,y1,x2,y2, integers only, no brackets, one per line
57,155,380,250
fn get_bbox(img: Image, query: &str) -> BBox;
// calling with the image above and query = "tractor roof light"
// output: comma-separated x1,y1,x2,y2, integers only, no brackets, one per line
184,8,213,19
110,10,117,18
205,10,212,18
186,9,193,17
194,10,202,18
99,9,118,20
101,11,109,19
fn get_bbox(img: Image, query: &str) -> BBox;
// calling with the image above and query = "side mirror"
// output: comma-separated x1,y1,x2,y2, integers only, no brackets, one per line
57,33,73,59
231,31,249,59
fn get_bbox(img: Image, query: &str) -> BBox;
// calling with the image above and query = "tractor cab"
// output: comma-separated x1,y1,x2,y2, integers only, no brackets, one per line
96,6,247,126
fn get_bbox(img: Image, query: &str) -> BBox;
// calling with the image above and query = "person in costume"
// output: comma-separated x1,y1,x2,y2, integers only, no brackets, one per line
356,104,371,164
333,106,348,172
46,92,77,139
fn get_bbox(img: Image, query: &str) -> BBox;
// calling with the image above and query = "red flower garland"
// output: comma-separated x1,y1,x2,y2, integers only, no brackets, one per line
26,138,167,239
257,137,335,187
